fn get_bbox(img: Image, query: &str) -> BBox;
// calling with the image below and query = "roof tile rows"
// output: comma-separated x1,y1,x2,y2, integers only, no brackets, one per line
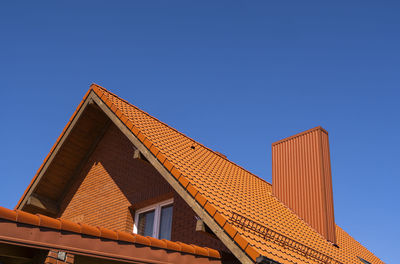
0,206,221,259
90,84,383,264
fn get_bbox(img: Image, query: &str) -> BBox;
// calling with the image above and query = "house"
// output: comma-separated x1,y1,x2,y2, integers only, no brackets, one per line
0,84,383,264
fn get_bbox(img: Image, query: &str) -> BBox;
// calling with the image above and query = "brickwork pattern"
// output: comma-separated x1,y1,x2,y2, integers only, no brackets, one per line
45,250,74,264
60,124,172,232
60,124,229,252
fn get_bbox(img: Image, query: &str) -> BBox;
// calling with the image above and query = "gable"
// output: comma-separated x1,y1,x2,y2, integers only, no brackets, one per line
59,123,172,231
56,120,230,253
17,84,384,264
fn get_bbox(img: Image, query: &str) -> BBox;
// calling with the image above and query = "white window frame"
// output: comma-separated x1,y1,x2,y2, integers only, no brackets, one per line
133,198,173,239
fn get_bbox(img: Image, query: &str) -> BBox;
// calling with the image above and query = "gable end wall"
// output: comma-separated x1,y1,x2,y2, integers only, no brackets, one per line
59,123,229,252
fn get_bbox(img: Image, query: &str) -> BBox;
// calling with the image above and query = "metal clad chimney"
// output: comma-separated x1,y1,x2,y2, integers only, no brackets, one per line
272,126,336,244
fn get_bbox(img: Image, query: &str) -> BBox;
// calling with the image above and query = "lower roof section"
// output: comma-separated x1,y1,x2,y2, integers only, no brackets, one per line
0,206,225,264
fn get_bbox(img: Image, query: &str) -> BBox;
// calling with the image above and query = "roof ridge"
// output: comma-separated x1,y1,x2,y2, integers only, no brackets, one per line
91,83,272,187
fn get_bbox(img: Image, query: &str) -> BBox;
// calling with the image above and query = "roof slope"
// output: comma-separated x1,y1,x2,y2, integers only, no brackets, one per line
18,84,384,264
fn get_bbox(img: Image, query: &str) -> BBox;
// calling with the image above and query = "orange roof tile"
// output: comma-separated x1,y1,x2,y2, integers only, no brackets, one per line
17,84,384,264
0,206,221,259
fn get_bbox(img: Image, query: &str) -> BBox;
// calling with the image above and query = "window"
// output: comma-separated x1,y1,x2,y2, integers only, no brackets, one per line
133,199,173,240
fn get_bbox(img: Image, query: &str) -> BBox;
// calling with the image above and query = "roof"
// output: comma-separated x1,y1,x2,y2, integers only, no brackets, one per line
0,206,221,262
16,84,383,264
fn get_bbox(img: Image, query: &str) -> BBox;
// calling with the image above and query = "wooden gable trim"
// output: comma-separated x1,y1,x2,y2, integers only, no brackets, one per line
26,193,59,216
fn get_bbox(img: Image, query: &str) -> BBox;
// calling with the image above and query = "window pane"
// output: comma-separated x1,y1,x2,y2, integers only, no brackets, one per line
159,205,173,240
137,210,155,237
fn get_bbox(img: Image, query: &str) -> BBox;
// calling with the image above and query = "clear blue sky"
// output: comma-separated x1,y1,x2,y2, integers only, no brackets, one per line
0,1,398,262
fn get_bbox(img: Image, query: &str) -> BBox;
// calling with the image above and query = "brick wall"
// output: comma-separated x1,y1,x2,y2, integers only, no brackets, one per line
45,250,74,264
60,124,228,252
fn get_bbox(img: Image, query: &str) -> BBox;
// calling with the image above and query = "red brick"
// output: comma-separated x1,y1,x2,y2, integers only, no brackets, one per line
45,257,57,264
59,123,229,253
60,124,173,232
48,251,57,258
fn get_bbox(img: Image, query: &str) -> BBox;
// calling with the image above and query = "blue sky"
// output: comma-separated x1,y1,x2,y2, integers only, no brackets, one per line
0,1,399,262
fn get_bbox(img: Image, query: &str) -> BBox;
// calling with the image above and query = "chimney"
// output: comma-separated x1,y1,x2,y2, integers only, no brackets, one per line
272,126,336,244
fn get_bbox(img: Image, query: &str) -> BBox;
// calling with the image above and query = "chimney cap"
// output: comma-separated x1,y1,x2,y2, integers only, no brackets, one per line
272,126,328,146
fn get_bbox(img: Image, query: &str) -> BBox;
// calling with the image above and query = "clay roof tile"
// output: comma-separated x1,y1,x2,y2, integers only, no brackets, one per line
116,231,136,243
99,227,118,241
79,223,101,237
59,218,81,233
0,207,17,222
37,214,61,230
147,236,167,249
16,210,40,226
